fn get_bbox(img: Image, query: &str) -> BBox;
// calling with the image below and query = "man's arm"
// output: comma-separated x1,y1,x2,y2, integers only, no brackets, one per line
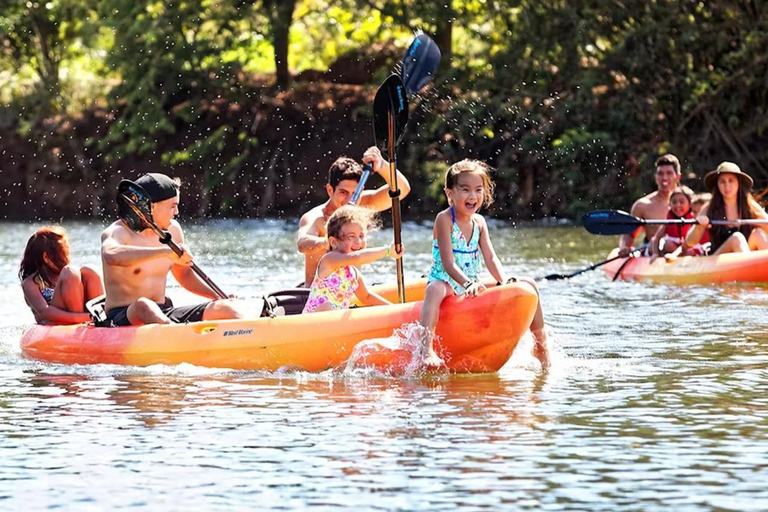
171,265,220,299
358,146,412,212
101,224,175,267
167,224,218,298
297,212,328,255
618,200,644,257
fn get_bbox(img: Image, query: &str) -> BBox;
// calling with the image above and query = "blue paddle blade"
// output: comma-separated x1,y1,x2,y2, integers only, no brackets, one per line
401,33,441,95
581,209,642,235
373,74,409,152
117,179,152,232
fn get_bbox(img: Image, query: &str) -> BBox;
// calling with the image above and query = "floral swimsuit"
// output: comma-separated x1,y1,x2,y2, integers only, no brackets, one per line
428,207,481,294
303,265,359,313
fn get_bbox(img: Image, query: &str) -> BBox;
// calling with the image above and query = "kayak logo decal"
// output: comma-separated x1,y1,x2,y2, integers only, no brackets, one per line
223,329,253,337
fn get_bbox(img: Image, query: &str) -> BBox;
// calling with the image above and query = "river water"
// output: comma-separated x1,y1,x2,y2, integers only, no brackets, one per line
2,220,768,511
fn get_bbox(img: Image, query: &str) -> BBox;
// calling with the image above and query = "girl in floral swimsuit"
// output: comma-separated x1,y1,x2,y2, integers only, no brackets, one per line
419,160,550,369
302,206,403,314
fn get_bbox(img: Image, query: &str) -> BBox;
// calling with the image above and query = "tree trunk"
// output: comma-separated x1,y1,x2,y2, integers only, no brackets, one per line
434,8,453,66
271,0,297,89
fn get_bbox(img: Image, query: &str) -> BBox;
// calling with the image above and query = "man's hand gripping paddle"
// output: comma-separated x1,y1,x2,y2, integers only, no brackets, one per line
350,33,441,206
117,180,229,300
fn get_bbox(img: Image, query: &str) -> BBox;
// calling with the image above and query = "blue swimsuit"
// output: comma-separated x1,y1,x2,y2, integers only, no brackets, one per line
428,207,482,294
41,287,55,304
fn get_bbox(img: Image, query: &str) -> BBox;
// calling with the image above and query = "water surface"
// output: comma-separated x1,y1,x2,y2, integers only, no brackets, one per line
2,220,768,511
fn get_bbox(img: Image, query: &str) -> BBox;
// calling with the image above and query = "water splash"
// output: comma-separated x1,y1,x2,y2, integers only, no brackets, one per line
343,322,445,378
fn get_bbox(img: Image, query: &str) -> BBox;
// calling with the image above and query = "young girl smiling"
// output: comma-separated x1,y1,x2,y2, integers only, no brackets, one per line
419,160,550,368
303,205,403,314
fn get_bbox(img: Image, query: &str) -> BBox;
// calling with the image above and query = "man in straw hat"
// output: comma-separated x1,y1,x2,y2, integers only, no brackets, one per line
618,154,682,257
685,161,768,255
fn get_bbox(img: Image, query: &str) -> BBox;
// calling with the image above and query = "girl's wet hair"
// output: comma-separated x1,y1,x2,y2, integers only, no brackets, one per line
19,226,70,285
445,159,496,207
326,205,381,241
669,185,694,205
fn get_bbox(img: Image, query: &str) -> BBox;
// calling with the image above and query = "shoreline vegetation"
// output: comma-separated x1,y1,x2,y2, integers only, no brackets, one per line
1,1,766,221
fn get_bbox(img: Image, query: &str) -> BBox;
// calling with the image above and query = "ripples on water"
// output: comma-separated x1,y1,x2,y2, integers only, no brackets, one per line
2,220,768,510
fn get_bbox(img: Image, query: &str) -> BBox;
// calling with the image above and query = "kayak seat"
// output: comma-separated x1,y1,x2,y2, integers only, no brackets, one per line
263,288,310,317
85,294,107,324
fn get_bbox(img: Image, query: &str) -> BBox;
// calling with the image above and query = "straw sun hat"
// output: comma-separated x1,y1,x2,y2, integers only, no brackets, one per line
704,162,754,190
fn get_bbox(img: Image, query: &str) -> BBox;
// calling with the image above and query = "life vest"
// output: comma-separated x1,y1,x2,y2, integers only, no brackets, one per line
663,210,694,242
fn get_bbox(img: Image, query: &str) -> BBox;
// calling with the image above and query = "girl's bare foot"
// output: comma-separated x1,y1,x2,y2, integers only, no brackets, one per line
416,324,446,369
422,348,445,370
532,329,551,369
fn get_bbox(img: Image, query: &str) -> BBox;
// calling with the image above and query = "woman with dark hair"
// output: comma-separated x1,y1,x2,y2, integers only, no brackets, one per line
19,226,104,325
686,162,768,255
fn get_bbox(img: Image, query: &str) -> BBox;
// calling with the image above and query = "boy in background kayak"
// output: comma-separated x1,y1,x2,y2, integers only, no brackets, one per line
297,146,411,287
618,154,682,257
100,173,248,327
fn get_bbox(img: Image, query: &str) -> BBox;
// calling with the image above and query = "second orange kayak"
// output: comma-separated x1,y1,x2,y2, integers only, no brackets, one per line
602,248,768,284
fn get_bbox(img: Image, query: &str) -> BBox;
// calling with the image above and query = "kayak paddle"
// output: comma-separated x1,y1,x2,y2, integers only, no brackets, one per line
542,244,649,281
373,74,408,303
373,74,409,154
582,209,768,236
117,179,229,299
353,33,439,202
401,32,441,95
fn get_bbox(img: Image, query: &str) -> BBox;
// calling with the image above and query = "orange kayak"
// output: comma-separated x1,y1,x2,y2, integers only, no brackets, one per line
20,279,538,373
603,248,768,284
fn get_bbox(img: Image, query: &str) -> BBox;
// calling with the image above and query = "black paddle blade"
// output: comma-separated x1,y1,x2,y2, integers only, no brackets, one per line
542,273,569,281
373,74,409,152
117,179,152,232
581,209,641,235
401,33,441,95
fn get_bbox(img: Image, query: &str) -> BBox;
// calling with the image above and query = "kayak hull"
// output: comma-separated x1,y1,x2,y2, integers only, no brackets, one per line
603,248,768,284
20,279,538,373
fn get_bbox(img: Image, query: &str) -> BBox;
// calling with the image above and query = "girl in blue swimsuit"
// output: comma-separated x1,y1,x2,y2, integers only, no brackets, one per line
19,227,104,325
420,160,550,368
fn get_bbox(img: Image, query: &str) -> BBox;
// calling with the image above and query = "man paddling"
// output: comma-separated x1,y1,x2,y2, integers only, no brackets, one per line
297,146,411,287
618,154,682,257
100,173,247,326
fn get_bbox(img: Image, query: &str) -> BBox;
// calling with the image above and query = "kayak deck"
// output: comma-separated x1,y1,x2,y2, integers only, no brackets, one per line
20,279,538,374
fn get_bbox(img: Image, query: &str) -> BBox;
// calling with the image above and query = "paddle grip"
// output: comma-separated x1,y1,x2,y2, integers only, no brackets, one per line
350,164,373,205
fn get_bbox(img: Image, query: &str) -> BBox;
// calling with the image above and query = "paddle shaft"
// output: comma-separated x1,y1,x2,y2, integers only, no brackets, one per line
629,218,768,226
120,194,229,300
387,111,406,303
543,254,624,280
350,164,372,205
543,244,649,281
612,246,645,282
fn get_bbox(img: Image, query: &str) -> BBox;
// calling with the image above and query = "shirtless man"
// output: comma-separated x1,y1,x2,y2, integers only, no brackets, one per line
100,173,247,326
618,154,682,257
297,146,411,287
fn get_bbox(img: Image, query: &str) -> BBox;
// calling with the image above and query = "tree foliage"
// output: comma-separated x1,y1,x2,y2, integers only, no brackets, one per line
1,0,767,219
